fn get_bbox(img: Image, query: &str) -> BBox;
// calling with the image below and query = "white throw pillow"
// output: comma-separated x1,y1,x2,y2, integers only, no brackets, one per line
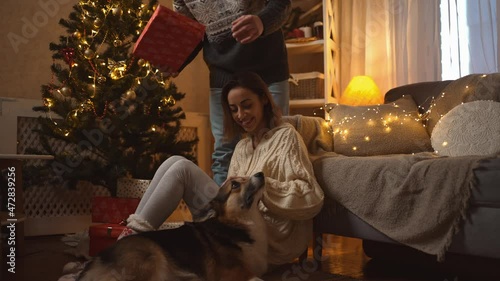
431,100,500,156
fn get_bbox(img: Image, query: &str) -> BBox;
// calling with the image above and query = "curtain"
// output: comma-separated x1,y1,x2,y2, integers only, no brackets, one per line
339,0,441,96
441,0,499,80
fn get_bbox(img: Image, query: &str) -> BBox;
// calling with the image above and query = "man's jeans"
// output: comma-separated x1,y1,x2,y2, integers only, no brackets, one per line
209,79,289,185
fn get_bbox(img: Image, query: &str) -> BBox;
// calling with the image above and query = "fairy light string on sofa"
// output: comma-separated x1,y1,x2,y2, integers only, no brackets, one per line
313,74,490,153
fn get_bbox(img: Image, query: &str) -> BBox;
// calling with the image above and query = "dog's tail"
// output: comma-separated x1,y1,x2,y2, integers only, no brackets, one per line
77,236,169,281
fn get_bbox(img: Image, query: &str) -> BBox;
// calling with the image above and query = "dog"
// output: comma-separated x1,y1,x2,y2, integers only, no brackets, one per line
78,172,267,281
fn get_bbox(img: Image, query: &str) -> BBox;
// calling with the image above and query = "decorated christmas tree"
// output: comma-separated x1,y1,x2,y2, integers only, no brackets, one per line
27,0,197,195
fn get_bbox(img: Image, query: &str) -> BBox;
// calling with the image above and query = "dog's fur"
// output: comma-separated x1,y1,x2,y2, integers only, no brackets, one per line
78,172,267,281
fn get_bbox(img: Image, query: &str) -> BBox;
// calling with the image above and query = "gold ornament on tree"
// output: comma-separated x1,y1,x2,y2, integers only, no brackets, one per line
112,7,123,17
137,58,146,67
59,86,72,96
84,48,95,59
66,109,81,127
87,83,96,97
161,96,176,106
113,39,123,47
108,59,127,80
72,31,82,39
124,90,137,100
93,18,103,28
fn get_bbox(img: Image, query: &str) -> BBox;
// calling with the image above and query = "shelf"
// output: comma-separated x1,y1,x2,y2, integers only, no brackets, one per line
286,39,324,55
290,99,325,108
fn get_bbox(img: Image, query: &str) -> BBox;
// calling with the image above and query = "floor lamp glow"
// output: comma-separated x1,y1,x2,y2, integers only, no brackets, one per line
340,76,383,106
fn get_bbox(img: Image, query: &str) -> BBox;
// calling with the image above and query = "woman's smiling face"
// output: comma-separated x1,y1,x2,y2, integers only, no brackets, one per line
227,86,267,135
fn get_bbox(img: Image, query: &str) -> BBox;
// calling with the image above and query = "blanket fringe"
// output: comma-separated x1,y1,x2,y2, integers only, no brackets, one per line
437,156,495,262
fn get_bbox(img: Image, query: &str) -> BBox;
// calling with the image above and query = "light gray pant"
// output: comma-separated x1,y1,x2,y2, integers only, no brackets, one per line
133,156,220,229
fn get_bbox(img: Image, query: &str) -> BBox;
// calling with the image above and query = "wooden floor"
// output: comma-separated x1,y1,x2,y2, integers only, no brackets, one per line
2,233,499,281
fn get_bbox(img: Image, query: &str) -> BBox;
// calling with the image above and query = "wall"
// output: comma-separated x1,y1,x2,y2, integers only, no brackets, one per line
0,0,209,115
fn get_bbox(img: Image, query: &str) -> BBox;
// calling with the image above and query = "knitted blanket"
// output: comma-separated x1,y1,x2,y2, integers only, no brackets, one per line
312,152,489,261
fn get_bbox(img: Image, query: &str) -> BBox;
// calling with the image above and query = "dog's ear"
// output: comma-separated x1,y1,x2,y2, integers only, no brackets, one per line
209,191,229,214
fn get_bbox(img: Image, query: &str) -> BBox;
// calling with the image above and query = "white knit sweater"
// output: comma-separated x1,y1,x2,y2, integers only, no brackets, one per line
228,122,324,265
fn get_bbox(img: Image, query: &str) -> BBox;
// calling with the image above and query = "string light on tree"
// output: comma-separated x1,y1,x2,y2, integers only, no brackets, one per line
30,0,197,196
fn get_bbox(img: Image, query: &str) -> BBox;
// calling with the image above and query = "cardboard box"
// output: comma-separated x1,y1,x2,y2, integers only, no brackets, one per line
133,5,205,72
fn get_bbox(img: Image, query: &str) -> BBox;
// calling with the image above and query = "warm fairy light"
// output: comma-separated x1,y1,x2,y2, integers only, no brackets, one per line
441,141,448,147
352,146,357,151
384,127,392,133
364,136,370,142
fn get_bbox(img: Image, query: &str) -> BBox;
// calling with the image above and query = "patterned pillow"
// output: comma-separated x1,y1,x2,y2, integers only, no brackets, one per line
431,100,500,157
426,73,500,135
329,95,432,156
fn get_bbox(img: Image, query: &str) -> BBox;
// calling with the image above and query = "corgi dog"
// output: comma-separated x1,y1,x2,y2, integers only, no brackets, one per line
78,172,267,281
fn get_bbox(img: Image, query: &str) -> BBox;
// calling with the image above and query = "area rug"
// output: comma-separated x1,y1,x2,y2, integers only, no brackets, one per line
262,263,364,281
264,271,363,281
58,260,364,281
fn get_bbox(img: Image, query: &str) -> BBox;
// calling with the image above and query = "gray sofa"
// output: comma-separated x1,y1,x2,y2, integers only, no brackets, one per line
299,75,500,261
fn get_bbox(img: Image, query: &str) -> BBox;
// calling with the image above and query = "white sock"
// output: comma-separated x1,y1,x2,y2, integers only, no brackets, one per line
126,214,155,232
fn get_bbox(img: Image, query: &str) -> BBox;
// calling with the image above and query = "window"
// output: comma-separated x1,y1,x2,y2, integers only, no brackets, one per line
440,0,498,80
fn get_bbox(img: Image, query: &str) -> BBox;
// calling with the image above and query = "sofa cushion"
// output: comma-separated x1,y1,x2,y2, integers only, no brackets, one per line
426,73,500,135
431,100,500,157
328,95,432,156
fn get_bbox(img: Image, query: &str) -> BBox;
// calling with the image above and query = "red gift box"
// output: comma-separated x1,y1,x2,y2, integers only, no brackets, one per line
91,196,140,224
88,223,126,256
133,5,205,72
89,197,140,256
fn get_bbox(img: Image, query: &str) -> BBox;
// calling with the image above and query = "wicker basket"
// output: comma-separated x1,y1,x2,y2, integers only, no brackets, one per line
289,72,324,100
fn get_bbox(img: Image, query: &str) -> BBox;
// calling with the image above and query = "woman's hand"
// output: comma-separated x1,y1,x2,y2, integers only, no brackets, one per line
231,15,264,44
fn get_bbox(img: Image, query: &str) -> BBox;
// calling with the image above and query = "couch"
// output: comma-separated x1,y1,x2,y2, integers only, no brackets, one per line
287,73,500,262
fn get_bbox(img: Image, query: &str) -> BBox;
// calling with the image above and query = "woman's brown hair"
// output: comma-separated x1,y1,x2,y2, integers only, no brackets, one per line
221,71,282,141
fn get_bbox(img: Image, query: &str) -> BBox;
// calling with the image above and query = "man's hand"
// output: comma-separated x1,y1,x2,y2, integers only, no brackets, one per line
220,176,239,188
231,15,264,44
155,65,179,78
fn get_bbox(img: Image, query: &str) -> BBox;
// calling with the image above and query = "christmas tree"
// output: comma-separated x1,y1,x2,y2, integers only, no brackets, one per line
26,0,198,195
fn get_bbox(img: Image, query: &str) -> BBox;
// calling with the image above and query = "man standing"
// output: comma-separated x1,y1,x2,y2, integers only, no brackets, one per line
174,0,291,185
